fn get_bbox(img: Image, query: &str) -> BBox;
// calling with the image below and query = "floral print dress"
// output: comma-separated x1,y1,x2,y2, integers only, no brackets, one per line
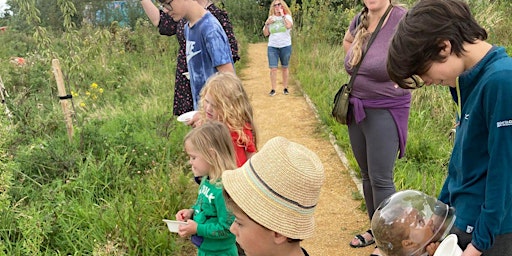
158,5,240,116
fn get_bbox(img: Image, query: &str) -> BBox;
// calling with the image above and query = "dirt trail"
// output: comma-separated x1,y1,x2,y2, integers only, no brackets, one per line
239,42,375,255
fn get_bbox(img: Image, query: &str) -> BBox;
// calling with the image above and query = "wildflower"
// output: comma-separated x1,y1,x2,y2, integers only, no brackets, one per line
86,91,91,96
99,88,104,94
91,83,98,89
80,102,86,107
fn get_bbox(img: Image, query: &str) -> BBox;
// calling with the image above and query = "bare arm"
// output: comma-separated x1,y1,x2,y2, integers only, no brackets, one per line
283,16,293,29
216,63,235,73
140,0,160,27
262,16,272,37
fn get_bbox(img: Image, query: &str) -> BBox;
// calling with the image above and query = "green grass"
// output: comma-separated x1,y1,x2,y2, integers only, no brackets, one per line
1,0,511,254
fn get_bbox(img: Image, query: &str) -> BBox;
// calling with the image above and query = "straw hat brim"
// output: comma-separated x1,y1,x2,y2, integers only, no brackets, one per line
222,136,324,239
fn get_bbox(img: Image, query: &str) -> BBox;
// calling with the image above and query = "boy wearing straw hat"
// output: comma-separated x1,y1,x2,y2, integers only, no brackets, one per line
222,136,325,256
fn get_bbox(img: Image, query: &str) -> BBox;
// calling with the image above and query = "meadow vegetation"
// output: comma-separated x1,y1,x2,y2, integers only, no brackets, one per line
0,0,510,254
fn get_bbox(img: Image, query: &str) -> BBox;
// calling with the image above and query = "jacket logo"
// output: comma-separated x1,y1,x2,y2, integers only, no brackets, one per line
497,119,512,128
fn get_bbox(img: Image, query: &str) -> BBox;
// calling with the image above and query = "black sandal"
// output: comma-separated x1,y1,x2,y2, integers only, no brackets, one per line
370,245,381,256
349,229,375,248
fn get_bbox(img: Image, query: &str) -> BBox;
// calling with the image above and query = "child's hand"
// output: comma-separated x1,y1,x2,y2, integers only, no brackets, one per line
176,209,193,221
426,241,440,256
461,243,482,256
178,219,198,237
187,112,202,128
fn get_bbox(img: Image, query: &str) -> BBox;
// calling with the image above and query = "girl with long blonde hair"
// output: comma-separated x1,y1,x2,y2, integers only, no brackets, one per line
199,72,257,167
175,121,238,256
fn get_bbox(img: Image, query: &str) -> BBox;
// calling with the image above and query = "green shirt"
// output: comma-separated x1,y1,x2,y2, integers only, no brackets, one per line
192,177,236,255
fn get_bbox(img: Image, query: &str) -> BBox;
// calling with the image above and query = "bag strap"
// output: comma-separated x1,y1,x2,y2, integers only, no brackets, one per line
346,4,393,92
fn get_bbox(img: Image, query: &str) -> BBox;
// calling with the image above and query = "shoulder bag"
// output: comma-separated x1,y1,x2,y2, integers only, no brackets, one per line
332,5,393,125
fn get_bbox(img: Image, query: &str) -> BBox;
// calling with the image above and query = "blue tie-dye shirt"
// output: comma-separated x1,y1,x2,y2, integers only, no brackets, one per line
185,12,234,109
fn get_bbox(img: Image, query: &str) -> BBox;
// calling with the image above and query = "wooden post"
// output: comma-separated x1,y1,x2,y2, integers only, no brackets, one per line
0,75,13,119
51,59,74,142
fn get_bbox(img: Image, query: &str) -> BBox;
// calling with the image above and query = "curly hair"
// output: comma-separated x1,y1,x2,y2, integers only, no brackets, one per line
199,72,258,149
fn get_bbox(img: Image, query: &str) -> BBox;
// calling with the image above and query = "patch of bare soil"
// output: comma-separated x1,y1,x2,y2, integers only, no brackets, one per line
239,43,375,256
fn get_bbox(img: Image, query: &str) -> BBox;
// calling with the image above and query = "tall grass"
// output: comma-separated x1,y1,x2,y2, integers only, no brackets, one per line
0,0,511,254
291,0,510,198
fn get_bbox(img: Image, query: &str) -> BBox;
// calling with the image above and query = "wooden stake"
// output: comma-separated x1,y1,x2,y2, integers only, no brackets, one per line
0,75,13,119
52,59,74,142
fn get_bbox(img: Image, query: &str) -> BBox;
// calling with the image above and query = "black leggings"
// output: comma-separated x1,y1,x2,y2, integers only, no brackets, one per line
348,108,398,220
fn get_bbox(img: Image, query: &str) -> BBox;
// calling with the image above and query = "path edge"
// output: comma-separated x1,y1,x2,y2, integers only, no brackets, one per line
295,81,364,197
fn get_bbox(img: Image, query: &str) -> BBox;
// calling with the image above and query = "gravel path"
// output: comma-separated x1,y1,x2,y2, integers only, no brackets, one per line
239,42,375,255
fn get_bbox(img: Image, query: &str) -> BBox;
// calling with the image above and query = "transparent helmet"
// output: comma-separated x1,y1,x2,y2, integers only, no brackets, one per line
371,190,456,256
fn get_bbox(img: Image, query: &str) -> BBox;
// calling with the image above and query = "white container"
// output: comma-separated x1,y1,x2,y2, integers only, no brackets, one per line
163,219,188,233
434,234,463,256
182,72,190,80
177,110,198,123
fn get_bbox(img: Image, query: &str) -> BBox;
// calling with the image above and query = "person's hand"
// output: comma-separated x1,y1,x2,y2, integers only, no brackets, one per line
186,112,202,128
177,219,198,237
277,6,284,16
461,243,482,256
265,17,274,26
175,209,193,221
426,241,440,256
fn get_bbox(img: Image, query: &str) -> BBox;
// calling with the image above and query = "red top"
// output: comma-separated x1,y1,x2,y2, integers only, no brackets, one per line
230,124,256,167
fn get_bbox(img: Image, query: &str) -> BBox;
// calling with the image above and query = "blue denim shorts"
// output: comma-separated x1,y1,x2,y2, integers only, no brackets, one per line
267,45,292,68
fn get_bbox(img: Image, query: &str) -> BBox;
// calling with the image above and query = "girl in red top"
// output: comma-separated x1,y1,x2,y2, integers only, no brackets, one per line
199,72,257,167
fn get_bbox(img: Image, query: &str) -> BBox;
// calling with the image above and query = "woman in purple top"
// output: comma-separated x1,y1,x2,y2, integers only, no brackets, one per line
140,0,240,116
342,0,410,255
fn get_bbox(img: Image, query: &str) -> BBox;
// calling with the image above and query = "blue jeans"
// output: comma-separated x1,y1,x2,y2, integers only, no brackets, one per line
267,45,292,68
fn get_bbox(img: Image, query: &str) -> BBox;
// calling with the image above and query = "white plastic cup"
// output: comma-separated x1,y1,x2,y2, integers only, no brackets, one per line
162,219,188,233
433,234,463,256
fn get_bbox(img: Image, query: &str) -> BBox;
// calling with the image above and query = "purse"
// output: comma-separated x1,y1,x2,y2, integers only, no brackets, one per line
332,5,392,125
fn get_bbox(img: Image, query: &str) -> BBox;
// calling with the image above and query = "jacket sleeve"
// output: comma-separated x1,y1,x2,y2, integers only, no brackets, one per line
471,71,512,251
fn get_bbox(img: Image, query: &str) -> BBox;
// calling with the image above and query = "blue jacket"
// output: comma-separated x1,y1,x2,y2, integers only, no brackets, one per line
439,46,512,252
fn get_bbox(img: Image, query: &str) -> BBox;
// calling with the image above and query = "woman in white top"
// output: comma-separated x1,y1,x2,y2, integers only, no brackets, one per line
263,0,293,97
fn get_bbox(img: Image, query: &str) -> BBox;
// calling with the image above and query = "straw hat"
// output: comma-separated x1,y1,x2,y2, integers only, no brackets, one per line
222,136,324,239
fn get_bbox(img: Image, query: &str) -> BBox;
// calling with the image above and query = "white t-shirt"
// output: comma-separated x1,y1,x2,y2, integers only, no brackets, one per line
267,14,293,48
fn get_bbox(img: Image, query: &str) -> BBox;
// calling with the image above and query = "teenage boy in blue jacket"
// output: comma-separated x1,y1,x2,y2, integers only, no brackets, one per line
386,0,512,255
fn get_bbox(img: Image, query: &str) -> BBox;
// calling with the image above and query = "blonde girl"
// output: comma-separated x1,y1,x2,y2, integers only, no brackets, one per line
199,72,257,167
175,121,238,256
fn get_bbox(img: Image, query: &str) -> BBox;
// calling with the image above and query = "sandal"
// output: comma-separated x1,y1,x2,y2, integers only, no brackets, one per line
349,229,375,248
370,245,381,256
